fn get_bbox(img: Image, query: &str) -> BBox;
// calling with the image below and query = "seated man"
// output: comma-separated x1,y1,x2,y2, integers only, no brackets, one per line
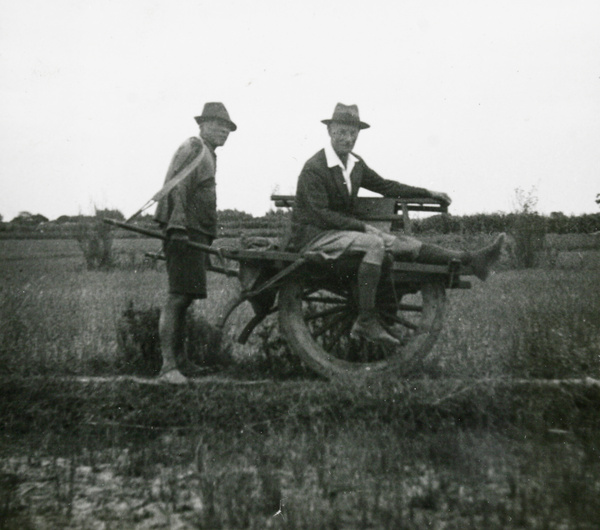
290,103,504,346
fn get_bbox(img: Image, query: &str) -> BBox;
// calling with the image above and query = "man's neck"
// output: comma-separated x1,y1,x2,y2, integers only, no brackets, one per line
334,149,349,167
200,134,217,152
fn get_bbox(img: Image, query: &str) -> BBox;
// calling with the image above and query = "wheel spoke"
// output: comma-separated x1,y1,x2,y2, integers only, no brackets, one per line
326,315,355,356
381,312,419,331
349,338,371,362
323,314,355,352
311,311,348,339
304,305,348,322
383,323,411,345
303,295,349,304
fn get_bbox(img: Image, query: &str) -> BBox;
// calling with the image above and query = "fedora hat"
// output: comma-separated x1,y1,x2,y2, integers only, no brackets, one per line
321,103,370,130
194,102,237,131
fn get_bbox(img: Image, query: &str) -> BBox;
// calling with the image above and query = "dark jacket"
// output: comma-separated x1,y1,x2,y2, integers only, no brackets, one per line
289,149,432,251
154,137,218,237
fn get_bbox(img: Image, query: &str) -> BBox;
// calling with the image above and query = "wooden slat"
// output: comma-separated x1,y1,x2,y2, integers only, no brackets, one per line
271,195,448,214
232,247,474,279
409,206,449,213
225,248,299,262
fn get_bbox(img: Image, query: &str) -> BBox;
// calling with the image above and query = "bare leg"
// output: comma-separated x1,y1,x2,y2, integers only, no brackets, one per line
158,293,193,383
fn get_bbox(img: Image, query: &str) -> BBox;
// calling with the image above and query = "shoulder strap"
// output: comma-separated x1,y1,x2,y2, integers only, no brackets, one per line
151,138,210,202
127,138,210,222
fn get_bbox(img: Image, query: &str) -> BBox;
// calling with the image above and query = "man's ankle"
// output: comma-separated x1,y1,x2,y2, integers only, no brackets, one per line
160,360,178,373
351,312,400,346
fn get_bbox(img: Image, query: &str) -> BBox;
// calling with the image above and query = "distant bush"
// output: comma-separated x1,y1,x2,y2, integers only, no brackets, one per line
412,211,600,235
510,213,547,268
508,188,547,269
74,208,123,270
546,211,600,234
10,212,49,227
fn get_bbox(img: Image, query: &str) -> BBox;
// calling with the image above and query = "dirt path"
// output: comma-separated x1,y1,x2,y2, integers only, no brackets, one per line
58,375,600,388
58,375,275,386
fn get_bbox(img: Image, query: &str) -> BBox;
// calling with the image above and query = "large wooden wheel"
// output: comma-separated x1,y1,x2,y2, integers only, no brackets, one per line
278,276,446,379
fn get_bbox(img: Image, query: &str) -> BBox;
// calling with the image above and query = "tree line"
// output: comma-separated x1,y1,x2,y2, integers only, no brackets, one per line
411,211,600,235
1,206,600,238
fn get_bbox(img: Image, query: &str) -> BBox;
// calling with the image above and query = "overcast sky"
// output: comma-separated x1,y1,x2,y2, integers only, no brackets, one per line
1,0,599,222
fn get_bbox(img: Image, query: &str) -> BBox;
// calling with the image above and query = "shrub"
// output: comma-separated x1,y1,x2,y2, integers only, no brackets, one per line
74,209,120,270
116,302,232,376
116,303,162,376
510,213,547,268
509,187,547,268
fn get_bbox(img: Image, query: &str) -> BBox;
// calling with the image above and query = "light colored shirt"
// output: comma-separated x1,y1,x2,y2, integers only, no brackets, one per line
324,142,358,193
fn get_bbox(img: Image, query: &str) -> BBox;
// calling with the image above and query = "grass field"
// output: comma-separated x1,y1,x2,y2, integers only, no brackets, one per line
1,236,599,528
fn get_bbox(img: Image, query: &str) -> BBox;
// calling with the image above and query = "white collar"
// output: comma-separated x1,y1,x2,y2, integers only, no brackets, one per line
324,142,358,170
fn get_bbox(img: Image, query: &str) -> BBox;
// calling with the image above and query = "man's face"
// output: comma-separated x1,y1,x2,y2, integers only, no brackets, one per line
328,123,360,158
200,120,232,148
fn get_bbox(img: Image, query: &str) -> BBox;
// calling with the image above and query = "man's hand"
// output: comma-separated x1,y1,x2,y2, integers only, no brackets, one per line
167,229,189,251
168,229,189,241
429,191,452,206
365,224,384,237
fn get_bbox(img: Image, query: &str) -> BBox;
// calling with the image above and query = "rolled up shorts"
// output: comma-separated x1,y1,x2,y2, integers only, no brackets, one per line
164,232,212,298
302,230,422,262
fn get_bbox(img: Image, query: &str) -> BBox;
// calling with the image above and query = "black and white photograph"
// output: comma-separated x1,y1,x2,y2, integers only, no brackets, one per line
1,0,599,527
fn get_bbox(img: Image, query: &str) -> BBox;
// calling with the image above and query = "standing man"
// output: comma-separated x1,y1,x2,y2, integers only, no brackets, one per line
290,103,504,346
154,102,237,383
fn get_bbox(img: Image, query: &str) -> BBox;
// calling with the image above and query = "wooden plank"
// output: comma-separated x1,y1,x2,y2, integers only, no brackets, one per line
392,262,448,274
270,195,448,213
242,258,308,298
353,197,396,231
391,261,474,277
226,248,300,262
227,247,475,278
408,206,449,213
401,203,411,234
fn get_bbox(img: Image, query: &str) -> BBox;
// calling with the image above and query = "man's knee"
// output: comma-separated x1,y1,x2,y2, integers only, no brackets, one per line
359,234,385,265
386,235,422,261
164,293,193,313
